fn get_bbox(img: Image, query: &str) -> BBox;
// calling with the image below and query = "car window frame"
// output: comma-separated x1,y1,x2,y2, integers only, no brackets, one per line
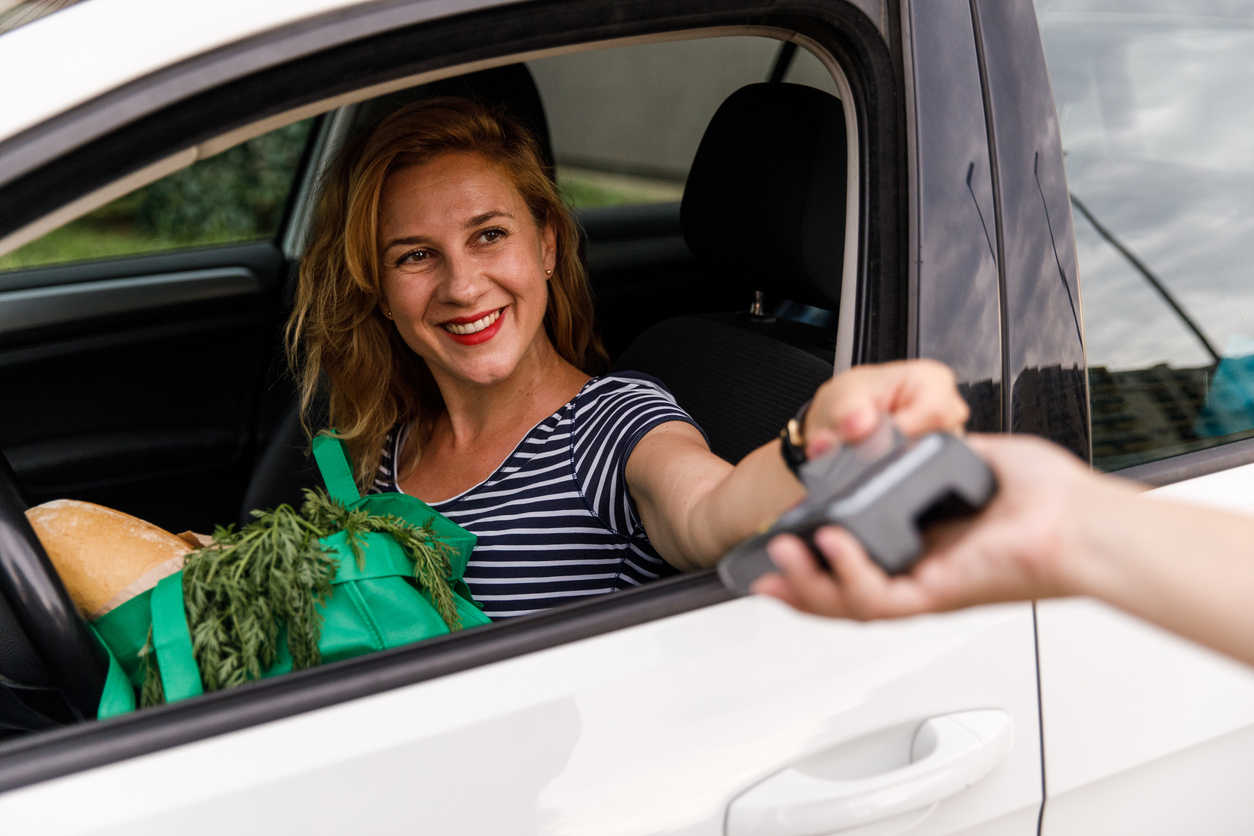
0,0,901,790
1112,436,1254,488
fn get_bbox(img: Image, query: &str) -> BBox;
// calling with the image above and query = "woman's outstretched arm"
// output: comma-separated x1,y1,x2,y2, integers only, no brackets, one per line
625,359,970,572
755,434,1254,668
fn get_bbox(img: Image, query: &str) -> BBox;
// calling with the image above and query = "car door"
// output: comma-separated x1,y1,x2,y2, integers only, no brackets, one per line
0,2,1045,833
1032,1,1254,832
1,596,1043,836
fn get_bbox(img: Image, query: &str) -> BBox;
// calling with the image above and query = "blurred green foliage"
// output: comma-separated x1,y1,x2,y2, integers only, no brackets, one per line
0,120,313,272
555,166,684,209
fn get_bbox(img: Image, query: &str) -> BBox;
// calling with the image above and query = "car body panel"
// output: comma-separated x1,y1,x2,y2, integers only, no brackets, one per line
0,598,1042,836
1037,465,1254,834
0,0,525,149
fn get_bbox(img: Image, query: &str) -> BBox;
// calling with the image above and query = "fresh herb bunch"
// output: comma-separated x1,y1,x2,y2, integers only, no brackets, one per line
140,488,460,706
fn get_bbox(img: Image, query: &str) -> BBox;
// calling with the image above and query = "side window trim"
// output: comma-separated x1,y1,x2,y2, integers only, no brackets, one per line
282,106,358,260
1115,435,1254,488
795,32,862,374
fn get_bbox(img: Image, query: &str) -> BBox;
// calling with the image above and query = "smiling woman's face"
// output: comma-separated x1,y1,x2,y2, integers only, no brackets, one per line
378,151,556,390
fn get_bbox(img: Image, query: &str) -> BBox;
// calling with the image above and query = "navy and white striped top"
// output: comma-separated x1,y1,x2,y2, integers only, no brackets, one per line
370,373,705,619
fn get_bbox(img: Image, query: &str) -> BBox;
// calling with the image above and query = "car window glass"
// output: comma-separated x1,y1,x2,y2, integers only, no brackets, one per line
1037,1,1254,470
528,37,836,209
0,119,315,273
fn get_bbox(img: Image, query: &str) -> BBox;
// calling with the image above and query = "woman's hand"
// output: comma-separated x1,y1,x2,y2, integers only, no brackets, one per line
751,434,1109,618
629,359,977,571
802,359,970,458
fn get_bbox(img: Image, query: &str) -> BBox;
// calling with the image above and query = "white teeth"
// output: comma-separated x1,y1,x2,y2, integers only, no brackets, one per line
443,308,501,335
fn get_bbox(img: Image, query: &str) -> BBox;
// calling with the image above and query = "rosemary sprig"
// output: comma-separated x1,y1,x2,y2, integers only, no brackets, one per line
140,488,462,707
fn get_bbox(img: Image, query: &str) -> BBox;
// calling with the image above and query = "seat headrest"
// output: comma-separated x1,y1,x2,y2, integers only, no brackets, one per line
681,83,847,310
355,64,555,174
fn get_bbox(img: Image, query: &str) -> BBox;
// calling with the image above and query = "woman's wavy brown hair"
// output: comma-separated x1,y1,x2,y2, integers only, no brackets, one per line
287,97,607,488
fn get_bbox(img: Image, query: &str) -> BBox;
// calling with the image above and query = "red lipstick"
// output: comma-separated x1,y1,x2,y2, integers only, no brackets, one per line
440,307,505,346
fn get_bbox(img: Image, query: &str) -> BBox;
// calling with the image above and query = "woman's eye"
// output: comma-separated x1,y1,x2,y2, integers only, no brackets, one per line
478,228,506,244
395,248,429,267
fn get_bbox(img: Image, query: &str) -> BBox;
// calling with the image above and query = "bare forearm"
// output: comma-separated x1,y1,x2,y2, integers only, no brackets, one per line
632,360,972,573
630,430,804,572
682,441,805,568
1063,477,1254,665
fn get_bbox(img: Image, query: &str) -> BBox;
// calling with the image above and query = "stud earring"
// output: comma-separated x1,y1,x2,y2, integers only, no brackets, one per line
386,310,393,318
546,269,552,276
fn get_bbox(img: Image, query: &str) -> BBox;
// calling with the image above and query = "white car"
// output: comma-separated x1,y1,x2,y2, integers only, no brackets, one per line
0,0,1252,833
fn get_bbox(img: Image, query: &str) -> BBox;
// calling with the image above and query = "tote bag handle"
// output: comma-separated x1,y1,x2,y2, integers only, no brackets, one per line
311,433,362,505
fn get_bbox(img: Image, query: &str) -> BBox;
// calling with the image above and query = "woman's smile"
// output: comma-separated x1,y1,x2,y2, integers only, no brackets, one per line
440,306,505,345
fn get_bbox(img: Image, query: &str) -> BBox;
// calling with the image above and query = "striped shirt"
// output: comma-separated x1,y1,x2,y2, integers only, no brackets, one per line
371,373,705,619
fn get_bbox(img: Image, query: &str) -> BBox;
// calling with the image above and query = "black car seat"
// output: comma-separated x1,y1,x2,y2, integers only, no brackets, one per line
240,64,555,521
613,82,848,463
351,63,553,171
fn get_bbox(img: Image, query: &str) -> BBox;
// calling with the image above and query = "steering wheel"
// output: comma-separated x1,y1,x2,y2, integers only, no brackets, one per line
0,452,109,721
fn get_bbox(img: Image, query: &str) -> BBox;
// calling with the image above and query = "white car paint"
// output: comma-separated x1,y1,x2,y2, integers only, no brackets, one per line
0,0,373,144
0,598,1042,835
1036,465,1254,835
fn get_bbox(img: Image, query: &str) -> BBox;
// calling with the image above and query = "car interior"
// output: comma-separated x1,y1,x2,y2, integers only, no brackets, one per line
0,32,856,738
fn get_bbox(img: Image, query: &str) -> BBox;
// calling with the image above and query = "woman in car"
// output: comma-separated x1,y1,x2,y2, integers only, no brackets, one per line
289,98,967,619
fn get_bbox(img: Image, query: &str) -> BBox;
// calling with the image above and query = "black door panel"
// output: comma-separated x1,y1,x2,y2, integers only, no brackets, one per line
0,267,262,336
0,242,285,533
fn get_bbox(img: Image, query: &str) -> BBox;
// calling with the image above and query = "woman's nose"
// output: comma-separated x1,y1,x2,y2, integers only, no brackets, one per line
438,253,486,306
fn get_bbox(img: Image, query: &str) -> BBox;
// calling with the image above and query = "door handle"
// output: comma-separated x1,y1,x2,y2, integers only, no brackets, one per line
726,710,1012,836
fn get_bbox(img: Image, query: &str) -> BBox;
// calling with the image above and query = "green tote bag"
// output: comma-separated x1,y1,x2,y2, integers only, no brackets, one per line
92,434,490,718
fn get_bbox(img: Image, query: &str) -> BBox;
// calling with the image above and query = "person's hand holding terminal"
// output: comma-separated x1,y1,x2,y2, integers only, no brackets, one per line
753,370,1254,668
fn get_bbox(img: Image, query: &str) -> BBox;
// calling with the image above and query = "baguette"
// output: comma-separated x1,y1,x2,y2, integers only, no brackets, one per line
25,499,192,619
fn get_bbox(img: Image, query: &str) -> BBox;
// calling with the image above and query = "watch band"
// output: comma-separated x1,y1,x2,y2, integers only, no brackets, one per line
779,399,812,475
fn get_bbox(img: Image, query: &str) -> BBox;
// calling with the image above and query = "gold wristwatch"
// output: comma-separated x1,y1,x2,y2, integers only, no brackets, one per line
779,399,812,475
